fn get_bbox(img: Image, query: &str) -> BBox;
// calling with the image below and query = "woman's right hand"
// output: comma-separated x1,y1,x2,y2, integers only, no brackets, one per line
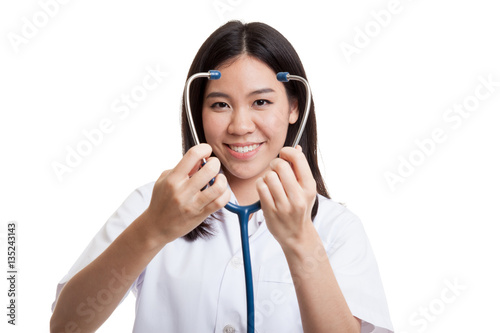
51,144,227,332
144,143,230,243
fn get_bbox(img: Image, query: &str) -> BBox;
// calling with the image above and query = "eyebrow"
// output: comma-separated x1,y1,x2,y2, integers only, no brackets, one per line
205,88,276,100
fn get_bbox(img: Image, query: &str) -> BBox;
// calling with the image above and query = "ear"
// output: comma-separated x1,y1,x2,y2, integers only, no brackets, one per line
288,98,299,124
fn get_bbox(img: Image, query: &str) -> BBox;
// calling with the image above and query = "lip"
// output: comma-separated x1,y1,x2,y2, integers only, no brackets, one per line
225,142,263,160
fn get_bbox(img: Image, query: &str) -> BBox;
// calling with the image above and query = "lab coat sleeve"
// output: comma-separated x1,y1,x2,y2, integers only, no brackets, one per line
318,198,394,332
51,182,154,311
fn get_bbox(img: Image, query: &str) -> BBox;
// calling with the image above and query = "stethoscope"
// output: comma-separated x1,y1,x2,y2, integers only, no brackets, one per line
184,69,311,333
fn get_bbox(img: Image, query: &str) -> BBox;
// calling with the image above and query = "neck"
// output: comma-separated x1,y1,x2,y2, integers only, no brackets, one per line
226,173,261,206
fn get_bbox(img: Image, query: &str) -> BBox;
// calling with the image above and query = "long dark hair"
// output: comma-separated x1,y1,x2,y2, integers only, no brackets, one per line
181,21,329,241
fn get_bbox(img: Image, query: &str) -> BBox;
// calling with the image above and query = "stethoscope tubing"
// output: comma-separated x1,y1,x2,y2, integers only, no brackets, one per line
184,69,311,333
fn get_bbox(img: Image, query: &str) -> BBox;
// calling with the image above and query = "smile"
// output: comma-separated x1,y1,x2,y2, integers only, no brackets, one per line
225,142,264,160
228,143,261,153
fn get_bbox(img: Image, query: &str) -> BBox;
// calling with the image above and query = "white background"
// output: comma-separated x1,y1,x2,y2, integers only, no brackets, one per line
1,0,499,332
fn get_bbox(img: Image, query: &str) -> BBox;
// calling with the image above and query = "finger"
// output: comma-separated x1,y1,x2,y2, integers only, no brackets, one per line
195,172,227,208
170,144,213,181
202,191,231,217
195,175,230,219
263,170,288,209
188,159,203,178
256,177,276,211
278,147,315,190
269,158,301,201
189,157,221,191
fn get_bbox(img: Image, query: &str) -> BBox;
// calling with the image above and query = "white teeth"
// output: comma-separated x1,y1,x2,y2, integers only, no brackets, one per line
229,144,260,153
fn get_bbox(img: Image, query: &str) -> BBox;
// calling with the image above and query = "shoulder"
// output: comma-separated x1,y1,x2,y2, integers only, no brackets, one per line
102,181,155,232
119,181,155,214
314,195,368,250
129,181,155,205
314,194,362,230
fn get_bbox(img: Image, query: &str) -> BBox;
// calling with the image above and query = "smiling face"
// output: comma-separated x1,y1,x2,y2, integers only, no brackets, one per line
202,55,299,188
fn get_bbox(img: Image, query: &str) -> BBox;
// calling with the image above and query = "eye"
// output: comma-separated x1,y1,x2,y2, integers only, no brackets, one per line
210,102,230,109
253,99,272,107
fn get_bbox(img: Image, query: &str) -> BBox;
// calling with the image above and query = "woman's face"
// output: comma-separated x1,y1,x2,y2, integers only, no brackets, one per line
202,55,298,185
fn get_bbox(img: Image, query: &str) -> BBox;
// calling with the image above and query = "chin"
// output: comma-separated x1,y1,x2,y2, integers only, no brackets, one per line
223,166,263,182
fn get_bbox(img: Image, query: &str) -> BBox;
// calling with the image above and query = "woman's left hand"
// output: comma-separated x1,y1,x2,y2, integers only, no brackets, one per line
256,145,318,249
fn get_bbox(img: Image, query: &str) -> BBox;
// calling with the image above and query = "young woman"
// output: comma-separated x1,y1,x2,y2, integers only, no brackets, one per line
51,21,393,333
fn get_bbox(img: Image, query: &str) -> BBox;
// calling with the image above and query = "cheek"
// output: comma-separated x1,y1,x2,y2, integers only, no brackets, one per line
202,111,225,143
258,112,290,139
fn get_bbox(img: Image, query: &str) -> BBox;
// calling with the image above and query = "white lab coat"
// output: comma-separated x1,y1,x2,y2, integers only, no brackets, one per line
52,181,394,332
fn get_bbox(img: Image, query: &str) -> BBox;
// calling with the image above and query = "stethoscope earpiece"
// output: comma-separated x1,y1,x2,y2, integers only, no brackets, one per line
183,69,311,333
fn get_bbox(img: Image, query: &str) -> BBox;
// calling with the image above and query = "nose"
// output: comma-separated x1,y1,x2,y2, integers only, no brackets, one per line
227,108,255,135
